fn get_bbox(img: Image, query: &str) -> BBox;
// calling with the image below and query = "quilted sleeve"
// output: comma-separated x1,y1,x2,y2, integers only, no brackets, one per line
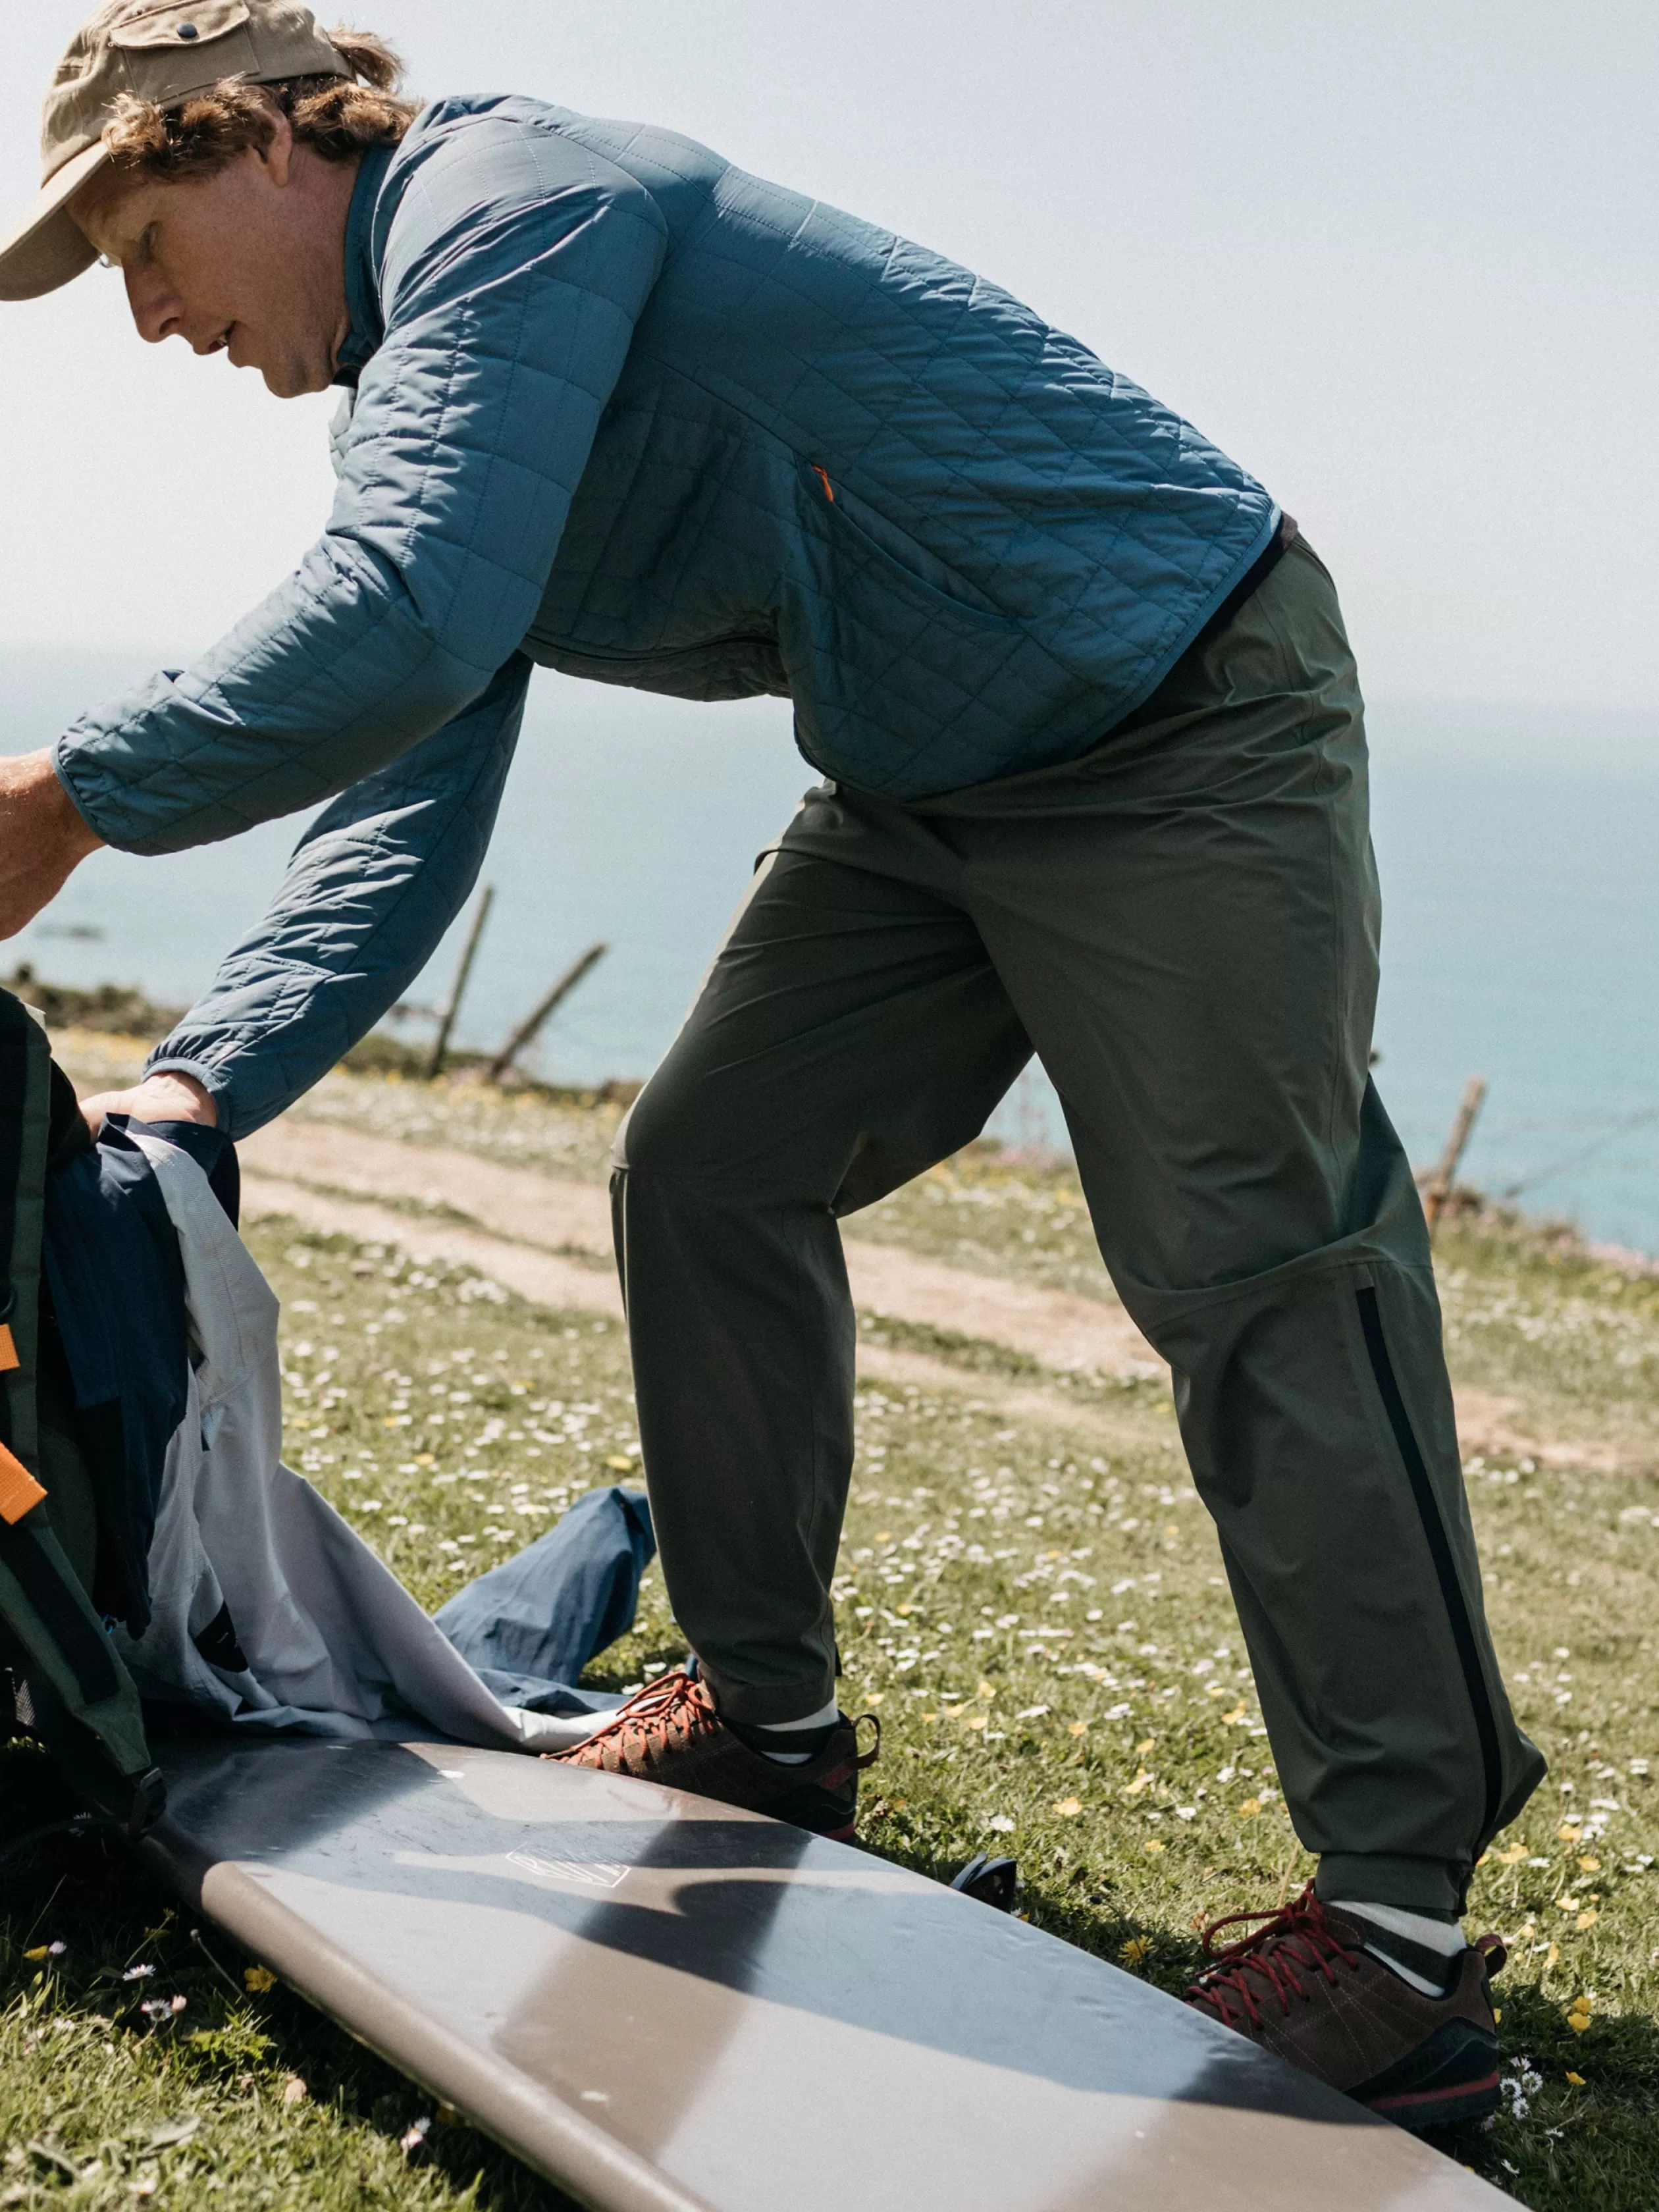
141,653,529,1139
54,121,667,856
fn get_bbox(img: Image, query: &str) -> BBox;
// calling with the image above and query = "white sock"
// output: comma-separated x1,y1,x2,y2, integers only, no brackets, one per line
742,1697,841,1764
1329,1899,1465,1996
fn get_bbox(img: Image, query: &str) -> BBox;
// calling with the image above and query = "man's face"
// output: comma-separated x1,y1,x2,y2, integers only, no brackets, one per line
72,119,354,398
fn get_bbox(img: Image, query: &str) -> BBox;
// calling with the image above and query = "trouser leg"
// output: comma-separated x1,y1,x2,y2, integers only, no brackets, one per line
854,539,1544,1912
612,843,1029,1724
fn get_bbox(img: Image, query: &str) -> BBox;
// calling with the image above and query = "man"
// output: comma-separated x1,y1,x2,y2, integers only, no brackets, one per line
0,2,1540,2124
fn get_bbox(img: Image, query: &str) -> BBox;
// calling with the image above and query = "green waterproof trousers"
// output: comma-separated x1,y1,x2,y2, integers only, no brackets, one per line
612,538,1544,1912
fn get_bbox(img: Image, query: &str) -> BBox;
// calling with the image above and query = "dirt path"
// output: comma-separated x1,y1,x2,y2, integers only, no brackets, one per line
240,1118,1620,1472
238,1161,1162,1453
241,1119,1164,1381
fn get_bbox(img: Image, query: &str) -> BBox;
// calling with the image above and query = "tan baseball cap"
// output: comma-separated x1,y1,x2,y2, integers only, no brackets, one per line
0,1,352,302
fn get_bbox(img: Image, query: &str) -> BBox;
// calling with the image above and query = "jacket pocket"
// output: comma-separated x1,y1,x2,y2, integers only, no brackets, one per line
799,463,1019,627
787,463,1055,795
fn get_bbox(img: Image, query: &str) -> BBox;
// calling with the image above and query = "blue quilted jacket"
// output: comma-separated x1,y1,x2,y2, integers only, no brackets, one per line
53,96,1277,1134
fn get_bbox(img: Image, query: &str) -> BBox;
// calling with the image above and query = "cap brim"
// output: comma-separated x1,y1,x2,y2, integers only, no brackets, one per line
0,144,110,303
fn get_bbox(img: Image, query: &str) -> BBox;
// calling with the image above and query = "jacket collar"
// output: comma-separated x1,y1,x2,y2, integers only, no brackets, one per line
332,143,395,389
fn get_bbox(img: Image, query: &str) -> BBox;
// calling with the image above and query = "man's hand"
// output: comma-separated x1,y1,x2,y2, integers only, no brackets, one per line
80,1070,218,1138
0,750,103,938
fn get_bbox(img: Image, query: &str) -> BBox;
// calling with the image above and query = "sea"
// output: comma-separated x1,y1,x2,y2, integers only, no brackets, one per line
7,648,1659,1255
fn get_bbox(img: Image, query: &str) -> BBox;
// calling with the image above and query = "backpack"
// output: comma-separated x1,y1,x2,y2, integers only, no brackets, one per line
0,990,163,1838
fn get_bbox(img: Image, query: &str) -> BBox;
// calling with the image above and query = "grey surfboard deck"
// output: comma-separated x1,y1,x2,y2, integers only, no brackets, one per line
141,1738,1504,2212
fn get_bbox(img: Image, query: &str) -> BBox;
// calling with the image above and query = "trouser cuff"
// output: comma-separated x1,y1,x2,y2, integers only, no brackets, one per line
1315,1852,1470,1916
698,1662,839,1729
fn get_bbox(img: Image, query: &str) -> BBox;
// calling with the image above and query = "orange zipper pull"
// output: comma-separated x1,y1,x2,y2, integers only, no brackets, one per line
811,464,835,504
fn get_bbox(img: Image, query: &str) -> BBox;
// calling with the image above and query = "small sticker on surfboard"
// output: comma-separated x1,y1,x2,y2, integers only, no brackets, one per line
507,1850,630,1889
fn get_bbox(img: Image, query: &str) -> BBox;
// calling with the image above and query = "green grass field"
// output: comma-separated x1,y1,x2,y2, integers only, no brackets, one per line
5,1080,1659,2207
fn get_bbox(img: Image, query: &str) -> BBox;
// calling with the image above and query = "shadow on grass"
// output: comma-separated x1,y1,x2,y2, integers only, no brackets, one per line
1,1740,581,2212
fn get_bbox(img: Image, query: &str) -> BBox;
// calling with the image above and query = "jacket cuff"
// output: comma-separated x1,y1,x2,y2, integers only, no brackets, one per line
52,741,111,845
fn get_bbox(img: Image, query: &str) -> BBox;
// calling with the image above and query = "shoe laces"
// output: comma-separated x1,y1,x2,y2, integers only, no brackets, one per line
1186,1883,1361,2031
565,1666,714,1765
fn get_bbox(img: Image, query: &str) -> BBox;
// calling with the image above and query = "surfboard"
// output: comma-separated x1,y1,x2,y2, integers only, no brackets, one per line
142,1737,1504,2212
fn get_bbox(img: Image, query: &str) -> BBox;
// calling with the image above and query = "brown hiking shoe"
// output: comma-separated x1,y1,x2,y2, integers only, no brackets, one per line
1184,1885,1505,2132
544,1669,878,1840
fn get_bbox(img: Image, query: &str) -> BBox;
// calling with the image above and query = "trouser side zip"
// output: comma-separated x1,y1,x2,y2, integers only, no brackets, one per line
1356,1284,1502,1843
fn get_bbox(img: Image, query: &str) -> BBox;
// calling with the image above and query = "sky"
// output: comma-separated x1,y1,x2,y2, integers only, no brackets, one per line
0,0,1654,727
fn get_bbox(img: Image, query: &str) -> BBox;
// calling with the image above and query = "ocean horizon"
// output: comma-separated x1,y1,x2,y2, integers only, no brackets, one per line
7,646,1659,1255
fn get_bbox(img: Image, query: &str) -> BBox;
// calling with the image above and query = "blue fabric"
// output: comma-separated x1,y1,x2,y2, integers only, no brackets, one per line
42,1119,192,1635
146,658,528,1136
51,95,1277,1135
434,1483,656,1714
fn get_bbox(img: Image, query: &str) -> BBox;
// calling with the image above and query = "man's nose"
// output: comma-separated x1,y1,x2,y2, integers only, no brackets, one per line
124,263,194,348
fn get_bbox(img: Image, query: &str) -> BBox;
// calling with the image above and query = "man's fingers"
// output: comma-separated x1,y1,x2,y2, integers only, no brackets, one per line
78,1075,219,1132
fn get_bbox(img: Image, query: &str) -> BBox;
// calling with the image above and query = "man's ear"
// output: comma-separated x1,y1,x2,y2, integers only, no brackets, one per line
257,104,296,186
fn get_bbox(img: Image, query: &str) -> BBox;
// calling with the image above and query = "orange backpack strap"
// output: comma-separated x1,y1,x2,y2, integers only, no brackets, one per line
0,1439,45,1525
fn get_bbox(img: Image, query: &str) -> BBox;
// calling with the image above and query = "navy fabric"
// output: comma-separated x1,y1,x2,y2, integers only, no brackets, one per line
36,1104,654,1707
36,96,1276,1138
434,1483,656,1714
42,1119,190,1634
138,1119,242,1227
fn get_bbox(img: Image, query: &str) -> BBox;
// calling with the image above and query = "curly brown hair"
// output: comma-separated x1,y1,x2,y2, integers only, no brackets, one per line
99,27,417,180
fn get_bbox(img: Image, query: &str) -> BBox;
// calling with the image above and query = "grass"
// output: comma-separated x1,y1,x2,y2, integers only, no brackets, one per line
7,1076,1659,2205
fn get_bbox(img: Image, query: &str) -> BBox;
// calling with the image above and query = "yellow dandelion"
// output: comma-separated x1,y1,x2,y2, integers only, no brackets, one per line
1053,1798,1083,1818
963,1714,988,1731
1135,1737,1157,1754
1496,1843,1529,1865
605,1454,632,1471
1238,1798,1263,1818
1124,1770,1153,1797
1558,1822,1583,1842
22,1945,48,1962
244,1965,277,1993
978,1681,998,1702
414,1452,435,1467
1566,2072,1586,2087
1120,1936,1152,1967
1575,1909,1598,1931
1579,1856,1602,1873
1546,1943,1561,1968
1144,1839,1166,1855
1221,1706,1248,1725
1068,1721,1089,1738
